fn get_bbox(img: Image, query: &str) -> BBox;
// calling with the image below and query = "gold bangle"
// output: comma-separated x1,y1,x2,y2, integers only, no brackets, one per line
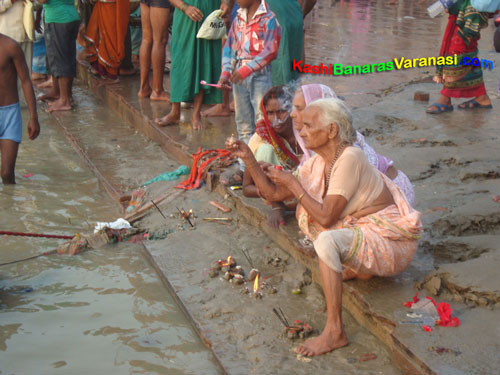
180,2,188,12
297,192,305,203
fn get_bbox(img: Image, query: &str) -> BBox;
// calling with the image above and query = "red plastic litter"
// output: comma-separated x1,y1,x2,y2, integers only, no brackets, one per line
422,325,433,332
493,195,500,203
23,173,34,178
436,302,460,327
403,292,420,307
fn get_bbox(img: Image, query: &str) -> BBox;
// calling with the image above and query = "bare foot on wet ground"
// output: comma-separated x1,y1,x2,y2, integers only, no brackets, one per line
294,327,348,356
150,91,170,102
46,99,72,112
201,103,231,117
155,111,179,126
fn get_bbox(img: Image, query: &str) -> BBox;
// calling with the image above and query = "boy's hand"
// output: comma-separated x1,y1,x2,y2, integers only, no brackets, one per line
185,5,204,22
217,77,232,90
220,2,230,18
230,70,243,84
28,117,40,140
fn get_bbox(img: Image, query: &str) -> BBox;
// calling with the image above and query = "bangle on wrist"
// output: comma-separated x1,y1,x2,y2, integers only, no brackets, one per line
297,191,306,203
180,2,188,12
272,207,284,211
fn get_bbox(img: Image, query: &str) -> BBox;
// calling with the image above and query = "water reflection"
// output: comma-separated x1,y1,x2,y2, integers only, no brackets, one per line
0,110,222,374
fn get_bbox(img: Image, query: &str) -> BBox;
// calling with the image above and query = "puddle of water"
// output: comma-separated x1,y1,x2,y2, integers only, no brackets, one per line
0,109,222,374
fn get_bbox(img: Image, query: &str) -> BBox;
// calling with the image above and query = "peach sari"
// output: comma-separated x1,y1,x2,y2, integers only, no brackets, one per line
297,154,422,276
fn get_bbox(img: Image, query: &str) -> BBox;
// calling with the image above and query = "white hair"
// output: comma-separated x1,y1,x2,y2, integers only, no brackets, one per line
306,98,356,144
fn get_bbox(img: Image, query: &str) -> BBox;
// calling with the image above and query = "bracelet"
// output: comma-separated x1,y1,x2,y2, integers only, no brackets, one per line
272,207,284,211
297,192,306,203
180,2,188,12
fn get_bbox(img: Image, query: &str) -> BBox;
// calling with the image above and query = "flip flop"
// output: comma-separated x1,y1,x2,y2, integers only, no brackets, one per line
426,103,454,114
458,99,492,110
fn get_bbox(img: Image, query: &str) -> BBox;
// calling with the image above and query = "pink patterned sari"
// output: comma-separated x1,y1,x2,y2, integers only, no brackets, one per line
297,154,421,276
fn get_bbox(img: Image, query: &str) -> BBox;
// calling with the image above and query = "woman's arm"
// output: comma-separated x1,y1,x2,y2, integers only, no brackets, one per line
266,168,347,228
227,140,294,202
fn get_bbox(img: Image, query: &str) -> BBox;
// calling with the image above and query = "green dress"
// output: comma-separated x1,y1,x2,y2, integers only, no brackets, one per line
170,0,222,104
267,0,303,85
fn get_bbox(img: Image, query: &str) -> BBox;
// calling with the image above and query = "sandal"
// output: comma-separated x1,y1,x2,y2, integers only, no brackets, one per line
458,99,492,110
426,103,453,114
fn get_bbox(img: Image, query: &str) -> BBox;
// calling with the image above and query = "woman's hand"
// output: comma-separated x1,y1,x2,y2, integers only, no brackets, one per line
225,138,253,161
265,167,295,188
185,5,204,22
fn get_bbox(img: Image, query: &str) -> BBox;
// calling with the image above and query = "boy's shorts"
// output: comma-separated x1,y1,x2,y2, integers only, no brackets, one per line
0,102,22,144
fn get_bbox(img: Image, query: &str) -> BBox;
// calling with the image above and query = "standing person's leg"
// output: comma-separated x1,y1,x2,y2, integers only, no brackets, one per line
149,5,170,101
138,3,153,97
46,21,80,112
39,23,60,101
192,90,204,129
233,81,253,144
0,140,19,184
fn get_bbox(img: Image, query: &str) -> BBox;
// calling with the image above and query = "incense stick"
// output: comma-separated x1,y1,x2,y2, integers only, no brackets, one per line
278,306,290,327
151,200,166,219
241,248,254,268
272,308,289,328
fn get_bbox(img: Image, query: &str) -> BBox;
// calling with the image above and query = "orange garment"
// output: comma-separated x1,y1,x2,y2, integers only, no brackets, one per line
85,0,130,76
297,153,422,277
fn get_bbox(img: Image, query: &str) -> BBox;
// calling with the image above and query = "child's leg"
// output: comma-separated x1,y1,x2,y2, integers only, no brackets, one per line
249,70,273,125
0,139,19,184
233,82,254,144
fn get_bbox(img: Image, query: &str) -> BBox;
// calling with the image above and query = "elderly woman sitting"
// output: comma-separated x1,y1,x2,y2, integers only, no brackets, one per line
226,98,421,356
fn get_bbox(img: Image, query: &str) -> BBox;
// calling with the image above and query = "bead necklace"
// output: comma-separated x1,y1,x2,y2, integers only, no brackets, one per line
325,143,346,189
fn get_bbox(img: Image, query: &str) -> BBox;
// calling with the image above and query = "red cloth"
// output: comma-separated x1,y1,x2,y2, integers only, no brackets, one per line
175,148,232,190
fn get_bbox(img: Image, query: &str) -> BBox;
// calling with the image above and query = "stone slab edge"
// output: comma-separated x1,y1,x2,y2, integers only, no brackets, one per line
76,65,435,375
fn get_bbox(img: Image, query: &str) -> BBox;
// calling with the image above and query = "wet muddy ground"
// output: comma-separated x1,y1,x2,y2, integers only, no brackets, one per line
34,86,402,374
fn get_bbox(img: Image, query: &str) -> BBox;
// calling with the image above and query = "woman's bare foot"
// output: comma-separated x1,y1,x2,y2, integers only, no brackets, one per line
201,104,231,117
138,87,152,98
46,99,72,112
268,208,285,228
155,111,179,126
150,91,170,102
294,327,348,357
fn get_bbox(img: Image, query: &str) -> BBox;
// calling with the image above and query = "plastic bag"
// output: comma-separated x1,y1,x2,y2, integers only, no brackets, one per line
471,0,500,12
196,9,226,40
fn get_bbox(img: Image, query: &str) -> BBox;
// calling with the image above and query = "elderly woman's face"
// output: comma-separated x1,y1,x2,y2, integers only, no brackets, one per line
291,91,306,131
299,107,331,150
